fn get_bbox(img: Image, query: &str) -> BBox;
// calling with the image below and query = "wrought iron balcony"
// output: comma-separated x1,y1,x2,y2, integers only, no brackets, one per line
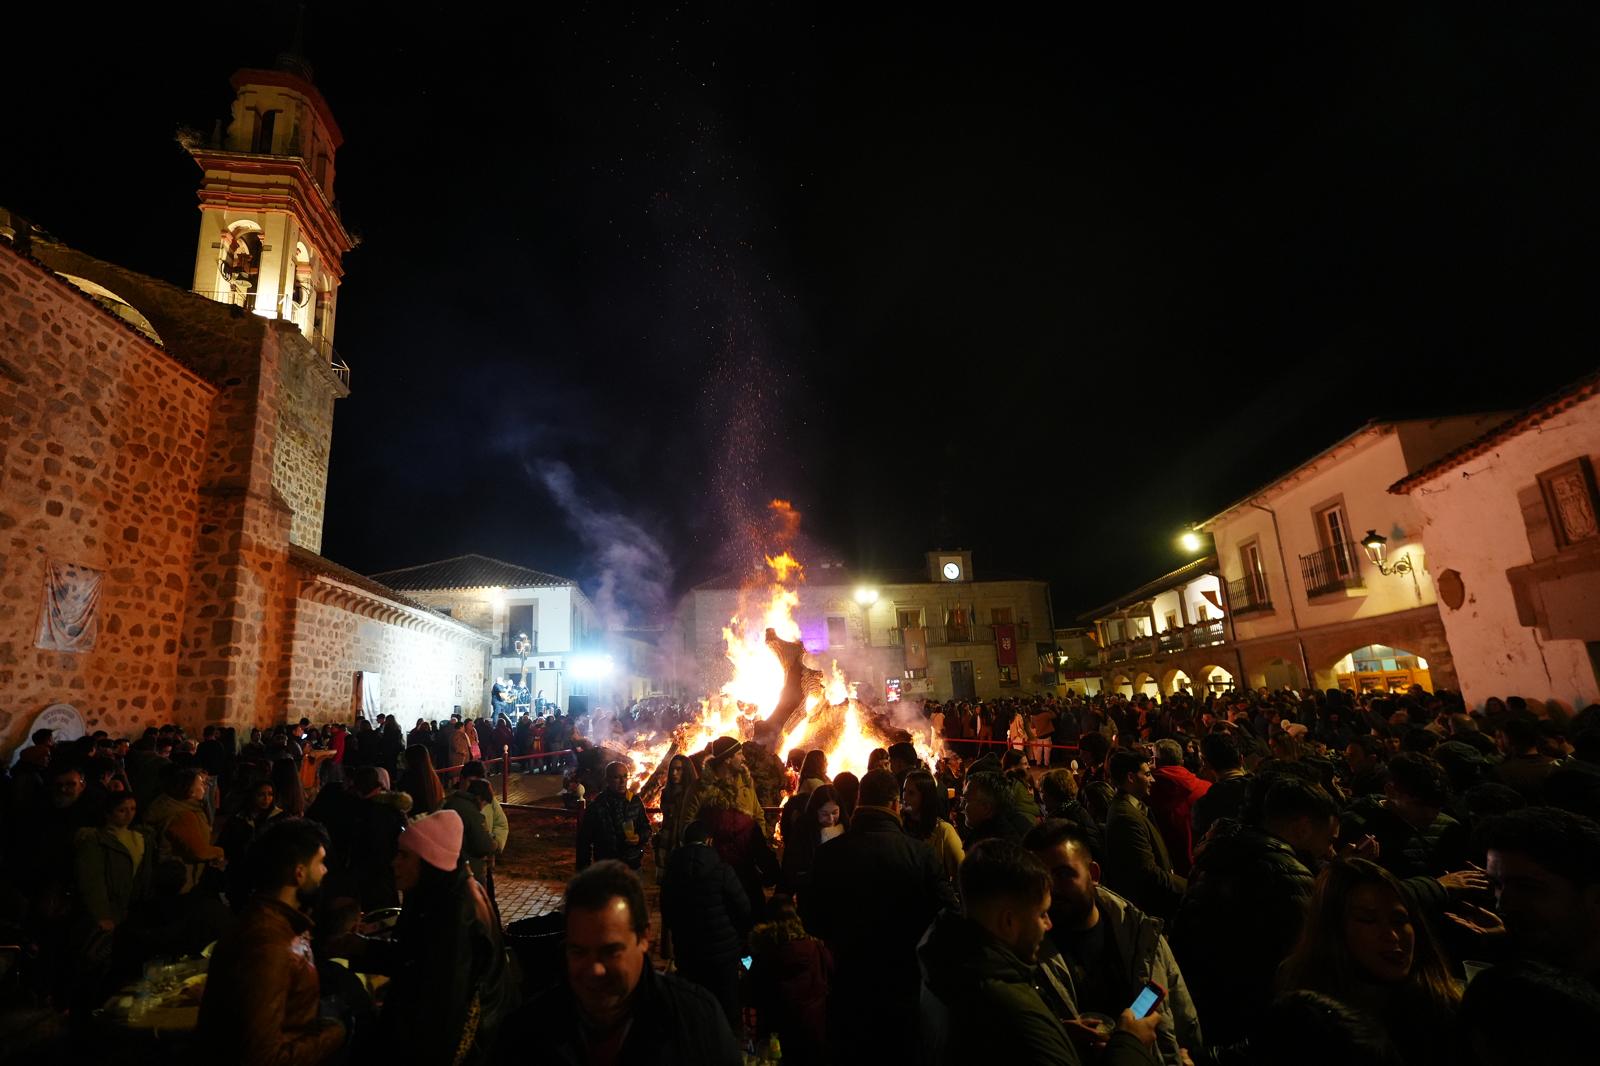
1227,576,1274,616
1300,543,1365,597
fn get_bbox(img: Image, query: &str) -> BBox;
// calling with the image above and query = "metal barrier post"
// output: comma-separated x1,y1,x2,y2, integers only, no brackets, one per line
501,747,511,802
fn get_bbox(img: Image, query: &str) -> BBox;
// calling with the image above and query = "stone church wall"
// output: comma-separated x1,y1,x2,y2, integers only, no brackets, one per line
270,330,339,553
0,245,215,750
288,590,488,724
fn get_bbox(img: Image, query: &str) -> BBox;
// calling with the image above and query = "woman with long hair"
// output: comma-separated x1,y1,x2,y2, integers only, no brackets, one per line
779,749,830,874
268,757,306,818
832,771,860,823
1278,858,1459,1066
900,771,964,884
397,744,445,815
781,784,846,895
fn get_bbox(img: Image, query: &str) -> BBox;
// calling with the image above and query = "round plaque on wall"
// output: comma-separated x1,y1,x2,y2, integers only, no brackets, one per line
30,702,86,743
1437,569,1465,611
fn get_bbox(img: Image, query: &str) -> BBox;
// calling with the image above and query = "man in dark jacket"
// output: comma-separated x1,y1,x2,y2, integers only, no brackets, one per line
499,861,740,1065
1171,776,1338,1047
918,838,1159,1066
1190,732,1251,843
575,761,651,871
198,818,345,1066
961,770,1037,845
1025,820,1201,1065
1341,752,1470,880
803,769,958,1065
1103,751,1186,921
343,766,407,909
661,820,751,1032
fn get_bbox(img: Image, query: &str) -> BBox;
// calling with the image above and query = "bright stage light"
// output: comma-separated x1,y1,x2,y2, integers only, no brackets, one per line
570,654,614,679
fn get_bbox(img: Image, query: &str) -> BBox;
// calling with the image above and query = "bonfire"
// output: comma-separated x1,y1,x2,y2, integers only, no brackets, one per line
624,501,941,802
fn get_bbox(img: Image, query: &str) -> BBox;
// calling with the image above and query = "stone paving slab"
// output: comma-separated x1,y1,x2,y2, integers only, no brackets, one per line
495,875,565,924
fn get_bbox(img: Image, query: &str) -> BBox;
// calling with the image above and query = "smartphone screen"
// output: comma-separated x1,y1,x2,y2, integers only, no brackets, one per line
1129,984,1161,1019
740,955,753,970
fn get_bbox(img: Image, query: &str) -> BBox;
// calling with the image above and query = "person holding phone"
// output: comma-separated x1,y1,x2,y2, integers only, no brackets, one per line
1025,819,1203,1065
918,838,1161,1065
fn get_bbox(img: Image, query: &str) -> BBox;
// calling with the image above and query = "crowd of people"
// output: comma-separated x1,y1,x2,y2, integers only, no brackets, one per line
567,684,1600,1064
2,682,1599,1065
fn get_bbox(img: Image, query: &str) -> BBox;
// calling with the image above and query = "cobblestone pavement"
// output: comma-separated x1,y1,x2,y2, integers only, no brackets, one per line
494,875,565,924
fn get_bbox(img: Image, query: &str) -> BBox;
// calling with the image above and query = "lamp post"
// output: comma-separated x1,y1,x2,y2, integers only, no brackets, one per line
513,632,531,714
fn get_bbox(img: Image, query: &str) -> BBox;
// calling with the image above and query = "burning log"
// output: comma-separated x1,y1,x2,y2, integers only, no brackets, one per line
758,627,826,747
635,740,679,807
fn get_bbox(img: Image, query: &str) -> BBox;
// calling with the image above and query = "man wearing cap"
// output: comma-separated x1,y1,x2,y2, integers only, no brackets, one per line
682,737,764,827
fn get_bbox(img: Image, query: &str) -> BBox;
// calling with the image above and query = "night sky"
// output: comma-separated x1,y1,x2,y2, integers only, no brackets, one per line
7,6,1600,626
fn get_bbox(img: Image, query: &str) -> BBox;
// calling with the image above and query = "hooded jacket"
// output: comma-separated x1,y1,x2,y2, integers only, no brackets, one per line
74,823,155,925
1149,766,1211,874
144,792,224,894
918,910,1155,1066
660,841,751,970
1036,887,1202,1065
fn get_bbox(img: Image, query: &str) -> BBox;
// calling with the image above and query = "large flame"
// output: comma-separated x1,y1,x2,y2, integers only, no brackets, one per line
616,508,941,795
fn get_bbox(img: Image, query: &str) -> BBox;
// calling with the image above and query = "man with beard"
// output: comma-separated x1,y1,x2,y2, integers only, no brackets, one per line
199,818,346,1066
1025,820,1201,1065
918,838,1160,1065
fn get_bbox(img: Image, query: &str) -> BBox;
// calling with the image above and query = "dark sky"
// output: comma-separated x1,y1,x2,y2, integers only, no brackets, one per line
7,5,1600,625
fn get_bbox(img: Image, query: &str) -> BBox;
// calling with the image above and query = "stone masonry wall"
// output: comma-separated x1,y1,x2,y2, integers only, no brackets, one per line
0,244,216,751
287,584,488,723
270,326,339,554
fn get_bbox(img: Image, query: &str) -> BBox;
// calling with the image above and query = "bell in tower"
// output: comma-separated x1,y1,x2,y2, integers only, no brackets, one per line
184,15,353,368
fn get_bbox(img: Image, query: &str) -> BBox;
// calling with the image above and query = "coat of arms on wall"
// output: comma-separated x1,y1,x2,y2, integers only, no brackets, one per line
35,560,103,652
1538,457,1600,548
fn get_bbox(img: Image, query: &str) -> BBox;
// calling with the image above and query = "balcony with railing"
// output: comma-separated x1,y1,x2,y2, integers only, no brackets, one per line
1100,617,1228,664
1227,575,1274,617
1300,542,1364,597
883,620,1032,647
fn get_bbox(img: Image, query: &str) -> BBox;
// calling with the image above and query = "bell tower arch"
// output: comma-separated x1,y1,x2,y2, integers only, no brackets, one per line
184,37,353,365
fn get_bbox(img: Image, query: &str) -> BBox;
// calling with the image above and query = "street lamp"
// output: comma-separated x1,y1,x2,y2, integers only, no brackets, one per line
1360,529,1422,600
513,632,531,713
1180,529,1206,554
1358,530,1413,576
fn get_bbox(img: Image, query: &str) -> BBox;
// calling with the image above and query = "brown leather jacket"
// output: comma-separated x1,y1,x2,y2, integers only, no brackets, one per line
199,895,344,1066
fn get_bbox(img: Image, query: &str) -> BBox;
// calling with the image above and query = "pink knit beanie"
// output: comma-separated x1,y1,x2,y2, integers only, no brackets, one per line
398,810,463,872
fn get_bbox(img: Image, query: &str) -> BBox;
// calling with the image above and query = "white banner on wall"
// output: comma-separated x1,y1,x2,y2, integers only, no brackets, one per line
353,671,381,723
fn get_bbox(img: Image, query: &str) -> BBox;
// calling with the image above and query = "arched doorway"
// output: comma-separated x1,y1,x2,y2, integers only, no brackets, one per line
1133,672,1160,698
1332,645,1432,694
1263,657,1296,691
1197,665,1234,694
1163,668,1193,695
1112,674,1133,698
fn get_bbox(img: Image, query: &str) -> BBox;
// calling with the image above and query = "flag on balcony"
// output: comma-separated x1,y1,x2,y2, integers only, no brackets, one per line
1202,589,1222,612
903,626,928,670
994,624,1018,666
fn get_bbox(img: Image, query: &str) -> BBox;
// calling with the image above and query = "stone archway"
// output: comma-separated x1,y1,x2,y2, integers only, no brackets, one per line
1112,674,1133,698
1327,644,1434,695
1197,664,1234,694
1132,671,1160,698
1162,667,1193,695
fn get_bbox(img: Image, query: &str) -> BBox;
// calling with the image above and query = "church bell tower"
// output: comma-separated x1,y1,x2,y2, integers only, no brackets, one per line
184,35,353,362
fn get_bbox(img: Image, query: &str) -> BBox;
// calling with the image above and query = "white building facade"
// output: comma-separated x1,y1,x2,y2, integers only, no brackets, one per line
1198,416,1506,695
1392,373,1600,713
